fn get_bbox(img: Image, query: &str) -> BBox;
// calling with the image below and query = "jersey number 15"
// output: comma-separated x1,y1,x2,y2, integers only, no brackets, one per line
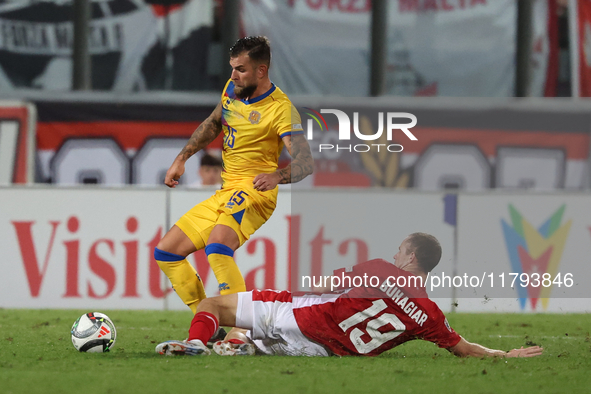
225,126,237,148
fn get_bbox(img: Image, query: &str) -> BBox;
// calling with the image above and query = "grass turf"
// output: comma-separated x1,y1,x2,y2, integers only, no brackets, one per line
1,309,590,394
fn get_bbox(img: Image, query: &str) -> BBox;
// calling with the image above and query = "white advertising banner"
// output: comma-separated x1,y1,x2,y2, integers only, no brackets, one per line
456,194,591,312
242,0,551,97
8,188,591,313
0,187,168,309
0,187,455,311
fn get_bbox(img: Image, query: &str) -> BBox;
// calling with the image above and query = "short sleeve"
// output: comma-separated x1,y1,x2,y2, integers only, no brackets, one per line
421,313,461,349
276,102,304,139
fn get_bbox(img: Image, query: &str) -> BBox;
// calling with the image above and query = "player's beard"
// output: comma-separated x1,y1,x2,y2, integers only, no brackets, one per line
234,83,257,100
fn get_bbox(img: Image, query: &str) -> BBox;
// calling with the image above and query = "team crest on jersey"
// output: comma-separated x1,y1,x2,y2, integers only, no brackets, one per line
248,110,261,124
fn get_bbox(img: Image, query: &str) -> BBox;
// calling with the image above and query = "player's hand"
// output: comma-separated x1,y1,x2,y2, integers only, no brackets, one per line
253,173,281,192
506,346,543,358
164,160,185,188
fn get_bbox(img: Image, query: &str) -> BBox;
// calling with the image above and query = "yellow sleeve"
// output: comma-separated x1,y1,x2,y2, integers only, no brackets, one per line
276,102,304,139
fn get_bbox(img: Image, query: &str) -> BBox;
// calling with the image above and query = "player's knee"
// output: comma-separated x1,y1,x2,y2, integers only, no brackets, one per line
195,297,215,314
155,238,173,252
155,225,200,256
206,225,240,250
196,294,227,312
153,248,185,268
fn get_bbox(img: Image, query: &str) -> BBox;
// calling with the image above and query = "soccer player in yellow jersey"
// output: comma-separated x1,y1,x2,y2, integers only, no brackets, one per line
154,37,313,322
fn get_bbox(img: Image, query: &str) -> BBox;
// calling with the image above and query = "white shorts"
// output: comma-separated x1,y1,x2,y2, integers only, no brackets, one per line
235,290,331,357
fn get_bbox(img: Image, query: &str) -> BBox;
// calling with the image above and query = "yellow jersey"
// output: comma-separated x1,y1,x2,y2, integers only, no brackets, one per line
219,79,304,187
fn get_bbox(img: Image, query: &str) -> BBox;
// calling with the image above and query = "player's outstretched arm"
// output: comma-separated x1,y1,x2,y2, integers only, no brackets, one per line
164,102,223,188
253,134,314,191
448,337,543,358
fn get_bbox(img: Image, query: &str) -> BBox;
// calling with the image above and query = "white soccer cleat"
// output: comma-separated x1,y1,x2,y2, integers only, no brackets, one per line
155,339,211,356
212,339,255,356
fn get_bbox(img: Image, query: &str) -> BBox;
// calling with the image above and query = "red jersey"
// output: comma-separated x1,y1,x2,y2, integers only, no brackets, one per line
292,259,461,356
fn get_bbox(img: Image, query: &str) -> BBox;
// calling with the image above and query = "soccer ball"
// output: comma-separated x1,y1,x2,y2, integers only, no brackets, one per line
71,312,117,353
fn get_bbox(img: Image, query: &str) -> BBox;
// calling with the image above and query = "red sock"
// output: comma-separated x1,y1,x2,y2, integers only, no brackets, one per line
188,312,218,344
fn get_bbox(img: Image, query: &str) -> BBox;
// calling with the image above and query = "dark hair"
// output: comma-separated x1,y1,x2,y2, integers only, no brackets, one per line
229,36,271,67
406,233,442,273
200,153,222,167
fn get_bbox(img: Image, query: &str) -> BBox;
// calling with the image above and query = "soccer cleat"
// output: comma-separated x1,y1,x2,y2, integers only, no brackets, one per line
155,339,210,356
207,327,228,348
212,339,255,356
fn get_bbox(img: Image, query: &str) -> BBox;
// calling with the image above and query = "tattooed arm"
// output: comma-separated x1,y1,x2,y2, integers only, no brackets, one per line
276,134,314,184
164,102,223,188
253,134,314,191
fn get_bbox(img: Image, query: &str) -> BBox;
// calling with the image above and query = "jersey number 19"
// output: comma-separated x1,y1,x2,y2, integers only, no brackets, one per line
338,299,406,354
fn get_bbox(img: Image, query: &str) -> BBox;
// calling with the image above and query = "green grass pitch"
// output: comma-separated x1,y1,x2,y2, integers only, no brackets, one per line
1,309,590,394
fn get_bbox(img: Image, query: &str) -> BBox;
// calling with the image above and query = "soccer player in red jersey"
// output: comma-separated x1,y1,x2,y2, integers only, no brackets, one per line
155,233,543,358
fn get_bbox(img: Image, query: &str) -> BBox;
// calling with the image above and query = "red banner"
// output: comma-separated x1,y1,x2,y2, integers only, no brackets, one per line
0,103,35,184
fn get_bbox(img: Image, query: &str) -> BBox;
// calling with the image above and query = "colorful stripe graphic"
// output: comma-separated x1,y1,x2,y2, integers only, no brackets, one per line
501,205,571,310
